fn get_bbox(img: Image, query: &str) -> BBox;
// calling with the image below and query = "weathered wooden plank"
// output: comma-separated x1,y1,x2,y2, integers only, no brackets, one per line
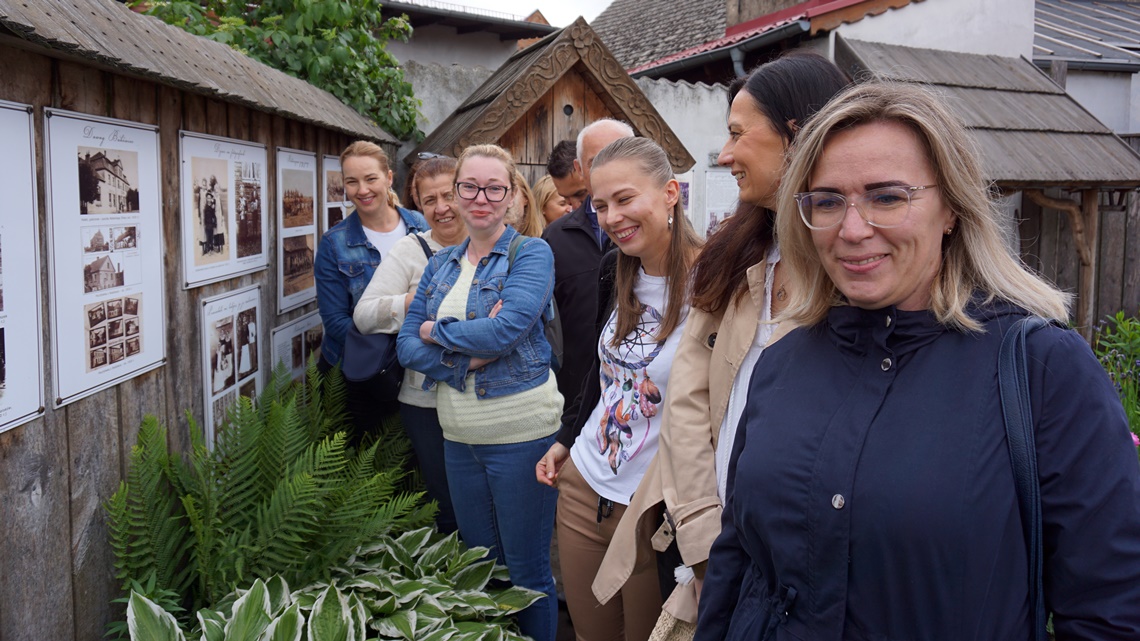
524,91,552,167
1017,192,1042,274
206,98,229,137
582,81,613,126
1051,190,1081,299
0,44,76,641
227,102,251,142
1096,210,1126,323
550,70,586,148
1122,193,1140,315
57,59,107,116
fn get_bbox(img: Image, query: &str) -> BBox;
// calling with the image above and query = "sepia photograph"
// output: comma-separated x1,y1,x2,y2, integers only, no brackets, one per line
125,317,139,336
124,296,139,316
107,298,123,319
125,336,141,357
282,234,315,296
303,326,323,365
235,161,263,259
83,255,125,293
109,341,125,364
212,389,237,434
281,169,315,228
89,346,107,370
78,146,140,215
209,316,236,394
236,307,258,377
81,226,110,253
239,378,256,401
326,169,344,202
108,318,124,340
86,300,107,328
110,226,137,250
326,206,345,230
191,157,231,265
89,326,107,348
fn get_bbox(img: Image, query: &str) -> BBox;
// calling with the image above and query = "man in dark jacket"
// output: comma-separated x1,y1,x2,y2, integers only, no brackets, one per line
542,119,634,438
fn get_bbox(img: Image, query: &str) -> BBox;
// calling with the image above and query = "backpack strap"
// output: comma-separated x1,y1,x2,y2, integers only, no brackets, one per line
997,315,1050,641
507,233,526,269
415,233,434,260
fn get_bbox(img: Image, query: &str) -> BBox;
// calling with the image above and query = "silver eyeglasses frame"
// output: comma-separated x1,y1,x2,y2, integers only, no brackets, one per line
795,184,938,230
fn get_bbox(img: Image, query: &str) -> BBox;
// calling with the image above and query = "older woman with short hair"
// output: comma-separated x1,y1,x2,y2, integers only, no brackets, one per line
696,81,1140,640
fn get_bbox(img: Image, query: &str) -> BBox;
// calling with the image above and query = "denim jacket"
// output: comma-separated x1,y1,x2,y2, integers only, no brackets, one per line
315,207,428,365
397,226,555,398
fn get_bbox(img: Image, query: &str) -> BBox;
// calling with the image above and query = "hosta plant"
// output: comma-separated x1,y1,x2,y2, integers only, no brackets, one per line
126,528,544,641
107,363,434,636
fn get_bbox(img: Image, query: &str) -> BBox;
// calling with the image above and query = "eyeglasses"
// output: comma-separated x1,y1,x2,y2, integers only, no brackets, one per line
795,184,938,230
455,181,510,202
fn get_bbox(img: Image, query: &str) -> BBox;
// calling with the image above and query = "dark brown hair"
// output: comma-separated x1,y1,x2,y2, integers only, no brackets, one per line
691,52,849,314
592,137,702,346
404,155,457,210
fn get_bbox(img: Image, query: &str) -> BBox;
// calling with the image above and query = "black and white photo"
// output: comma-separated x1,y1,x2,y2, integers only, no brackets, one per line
124,296,138,316
191,157,230,265
236,307,258,377
109,341,125,364
77,146,139,215
125,336,141,357
282,234,315,297
201,285,261,444
108,318,124,340
89,326,107,348
90,347,107,370
107,298,123,319
86,300,107,327
235,161,263,259
281,169,315,229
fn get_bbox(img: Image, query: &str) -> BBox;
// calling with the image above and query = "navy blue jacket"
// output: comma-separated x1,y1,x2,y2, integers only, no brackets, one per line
696,303,1140,641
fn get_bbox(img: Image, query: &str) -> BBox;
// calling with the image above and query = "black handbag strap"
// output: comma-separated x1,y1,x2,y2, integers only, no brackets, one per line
415,233,434,260
997,316,1050,641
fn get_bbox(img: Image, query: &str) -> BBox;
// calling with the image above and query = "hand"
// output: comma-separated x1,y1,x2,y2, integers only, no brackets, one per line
535,441,570,487
404,292,415,313
419,321,437,344
488,299,503,318
469,356,498,369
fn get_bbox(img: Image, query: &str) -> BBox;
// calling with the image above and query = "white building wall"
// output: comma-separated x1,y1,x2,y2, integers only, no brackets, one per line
636,77,730,235
835,0,1035,59
1064,70,1133,134
388,24,518,69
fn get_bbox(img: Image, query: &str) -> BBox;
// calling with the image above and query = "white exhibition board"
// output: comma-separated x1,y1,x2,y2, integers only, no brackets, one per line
44,108,166,408
322,155,352,234
179,132,269,288
0,101,45,432
270,310,323,383
200,284,262,444
276,148,318,313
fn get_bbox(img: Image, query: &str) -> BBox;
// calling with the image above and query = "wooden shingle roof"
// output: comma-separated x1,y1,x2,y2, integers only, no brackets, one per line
0,0,398,143
836,35,1140,188
591,0,726,71
410,18,694,173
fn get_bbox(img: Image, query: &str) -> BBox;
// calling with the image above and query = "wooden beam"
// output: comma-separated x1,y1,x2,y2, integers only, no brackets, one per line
1078,189,1101,340
1024,189,1091,266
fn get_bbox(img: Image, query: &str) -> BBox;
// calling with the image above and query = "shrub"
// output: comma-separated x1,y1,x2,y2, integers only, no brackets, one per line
106,363,434,636
1094,311,1140,453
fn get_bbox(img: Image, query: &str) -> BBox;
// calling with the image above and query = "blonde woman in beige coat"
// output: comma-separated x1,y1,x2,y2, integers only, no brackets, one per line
592,53,849,636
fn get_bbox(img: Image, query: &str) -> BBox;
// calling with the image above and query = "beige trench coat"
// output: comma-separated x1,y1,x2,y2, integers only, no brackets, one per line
591,261,792,623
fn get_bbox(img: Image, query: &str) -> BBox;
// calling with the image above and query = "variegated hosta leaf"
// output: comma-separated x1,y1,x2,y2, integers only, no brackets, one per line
412,593,447,620
445,547,490,578
126,592,186,641
490,565,511,582
307,585,351,641
490,586,545,615
265,576,292,615
370,609,416,640
450,560,496,592
454,590,500,616
415,532,460,574
258,603,304,641
417,628,459,641
225,578,272,640
394,527,434,559
348,593,368,641
451,622,503,641
366,594,399,617
198,609,226,641
390,579,429,605
341,574,391,594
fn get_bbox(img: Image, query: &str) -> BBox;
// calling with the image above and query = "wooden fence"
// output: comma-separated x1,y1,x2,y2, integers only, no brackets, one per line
0,41,381,640
1019,136,1140,331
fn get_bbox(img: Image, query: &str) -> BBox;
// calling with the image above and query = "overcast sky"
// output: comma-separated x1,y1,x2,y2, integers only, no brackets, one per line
439,0,614,27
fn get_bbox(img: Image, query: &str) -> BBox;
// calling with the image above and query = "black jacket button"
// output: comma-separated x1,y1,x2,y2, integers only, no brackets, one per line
707,332,717,348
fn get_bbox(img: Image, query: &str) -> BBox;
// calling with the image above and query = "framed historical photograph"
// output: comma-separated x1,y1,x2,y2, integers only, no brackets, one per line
45,108,165,407
0,101,46,431
179,132,269,289
200,284,262,446
322,155,352,233
270,309,322,382
276,149,318,313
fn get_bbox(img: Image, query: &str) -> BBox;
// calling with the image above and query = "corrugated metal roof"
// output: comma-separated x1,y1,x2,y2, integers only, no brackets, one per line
837,36,1140,187
0,0,398,143
1034,0,1140,71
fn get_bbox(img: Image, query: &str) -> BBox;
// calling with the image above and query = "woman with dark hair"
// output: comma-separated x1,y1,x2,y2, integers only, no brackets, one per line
589,52,850,638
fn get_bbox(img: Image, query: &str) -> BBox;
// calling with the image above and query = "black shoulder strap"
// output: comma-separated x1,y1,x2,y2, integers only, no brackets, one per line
997,315,1050,641
414,233,434,260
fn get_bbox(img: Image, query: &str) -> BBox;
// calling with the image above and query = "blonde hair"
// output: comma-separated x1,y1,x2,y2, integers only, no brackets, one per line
533,175,562,222
340,140,399,209
455,144,517,190
508,170,546,237
591,137,702,345
776,81,1070,332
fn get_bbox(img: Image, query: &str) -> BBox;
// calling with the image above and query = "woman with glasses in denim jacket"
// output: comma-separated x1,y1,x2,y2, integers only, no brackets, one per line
397,144,562,641
695,82,1140,641
314,141,428,439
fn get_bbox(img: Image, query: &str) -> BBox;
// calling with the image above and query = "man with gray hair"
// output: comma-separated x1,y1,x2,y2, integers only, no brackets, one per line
542,118,635,448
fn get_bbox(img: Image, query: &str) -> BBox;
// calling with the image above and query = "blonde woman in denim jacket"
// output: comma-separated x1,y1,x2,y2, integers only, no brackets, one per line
397,144,561,641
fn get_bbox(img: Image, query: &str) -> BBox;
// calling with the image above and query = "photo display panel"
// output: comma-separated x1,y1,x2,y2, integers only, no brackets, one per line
0,101,46,432
44,108,166,407
276,148,318,313
270,310,323,383
322,155,352,234
200,284,262,445
179,132,269,288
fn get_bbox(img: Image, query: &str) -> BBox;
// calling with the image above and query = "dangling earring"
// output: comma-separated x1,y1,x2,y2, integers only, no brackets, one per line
668,216,673,229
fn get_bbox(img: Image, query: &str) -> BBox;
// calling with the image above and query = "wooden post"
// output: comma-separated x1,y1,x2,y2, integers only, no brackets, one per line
1078,189,1100,341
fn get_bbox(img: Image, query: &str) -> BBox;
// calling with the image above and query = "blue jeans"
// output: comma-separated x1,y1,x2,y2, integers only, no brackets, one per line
444,435,559,641
400,403,457,534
